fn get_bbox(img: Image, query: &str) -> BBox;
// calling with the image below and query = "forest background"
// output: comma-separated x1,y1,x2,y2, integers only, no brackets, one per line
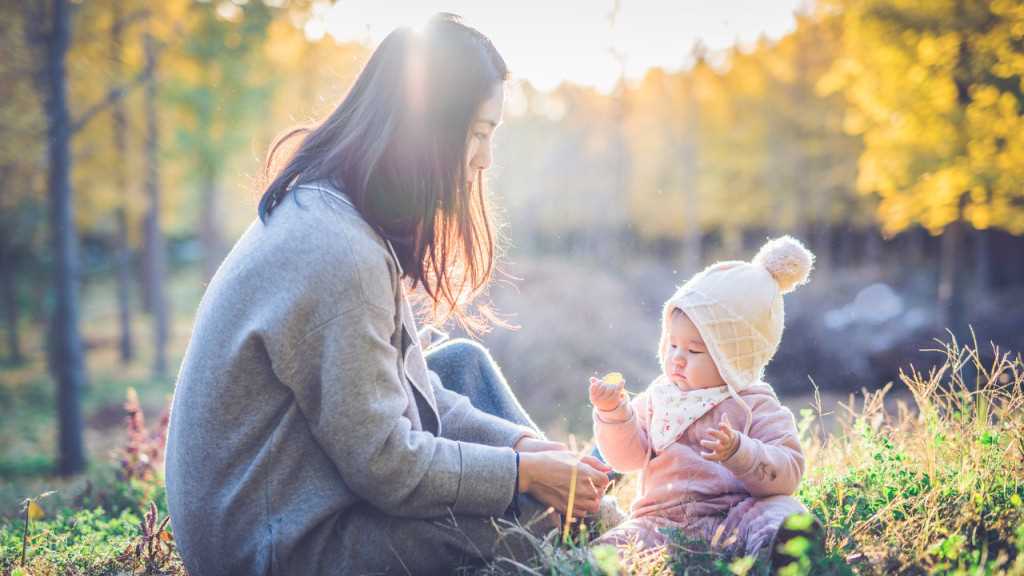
1,1,1023,573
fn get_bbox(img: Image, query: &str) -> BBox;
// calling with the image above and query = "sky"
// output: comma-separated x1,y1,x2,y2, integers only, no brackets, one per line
304,0,810,93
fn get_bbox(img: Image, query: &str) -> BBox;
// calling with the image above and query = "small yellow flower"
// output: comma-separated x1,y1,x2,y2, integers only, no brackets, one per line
26,500,45,521
603,372,624,385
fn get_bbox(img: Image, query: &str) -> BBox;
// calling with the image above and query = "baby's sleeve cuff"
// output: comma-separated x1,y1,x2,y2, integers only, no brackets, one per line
593,399,633,424
722,433,757,475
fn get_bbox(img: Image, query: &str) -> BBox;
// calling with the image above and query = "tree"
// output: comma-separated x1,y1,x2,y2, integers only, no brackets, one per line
821,0,1024,333
22,0,155,475
165,1,276,280
111,0,135,364
27,0,89,475
0,2,46,366
143,30,169,378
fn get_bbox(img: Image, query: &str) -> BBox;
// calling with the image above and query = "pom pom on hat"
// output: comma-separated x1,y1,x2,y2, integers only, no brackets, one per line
752,235,814,294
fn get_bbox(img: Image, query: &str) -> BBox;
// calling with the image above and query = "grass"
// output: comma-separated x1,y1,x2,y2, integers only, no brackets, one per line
795,332,1024,574
1,265,1023,574
469,332,1024,576
0,268,198,519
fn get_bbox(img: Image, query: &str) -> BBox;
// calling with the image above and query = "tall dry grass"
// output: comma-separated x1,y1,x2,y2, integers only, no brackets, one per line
478,334,1024,575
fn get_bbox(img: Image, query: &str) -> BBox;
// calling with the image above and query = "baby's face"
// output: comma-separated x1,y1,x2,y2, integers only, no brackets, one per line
664,310,727,391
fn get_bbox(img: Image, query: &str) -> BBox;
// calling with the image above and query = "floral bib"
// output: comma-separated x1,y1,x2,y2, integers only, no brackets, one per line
648,377,731,452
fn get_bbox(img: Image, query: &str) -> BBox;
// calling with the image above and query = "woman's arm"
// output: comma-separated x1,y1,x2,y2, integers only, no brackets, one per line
428,371,536,448
281,297,519,519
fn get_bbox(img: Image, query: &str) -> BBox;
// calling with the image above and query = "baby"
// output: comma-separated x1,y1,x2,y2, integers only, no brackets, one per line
591,236,817,561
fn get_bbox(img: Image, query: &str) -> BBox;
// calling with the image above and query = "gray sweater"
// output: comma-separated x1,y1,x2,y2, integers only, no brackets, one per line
165,184,532,574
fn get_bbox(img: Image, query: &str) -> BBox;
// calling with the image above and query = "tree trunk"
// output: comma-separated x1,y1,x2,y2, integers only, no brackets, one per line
1,250,24,365
972,226,990,299
680,84,701,275
143,33,168,378
864,227,882,272
140,233,152,313
942,0,972,341
112,0,134,364
814,220,832,287
44,0,87,476
938,220,967,338
907,226,926,266
722,224,743,256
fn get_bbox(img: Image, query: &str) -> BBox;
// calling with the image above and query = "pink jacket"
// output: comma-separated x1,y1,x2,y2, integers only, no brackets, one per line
593,382,806,554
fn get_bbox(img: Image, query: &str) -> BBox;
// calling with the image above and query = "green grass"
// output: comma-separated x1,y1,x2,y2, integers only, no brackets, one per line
472,333,1024,576
2,266,1023,574
0,268,199,519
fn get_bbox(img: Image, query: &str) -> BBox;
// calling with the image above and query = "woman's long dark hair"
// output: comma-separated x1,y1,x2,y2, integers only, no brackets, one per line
258,13,508,330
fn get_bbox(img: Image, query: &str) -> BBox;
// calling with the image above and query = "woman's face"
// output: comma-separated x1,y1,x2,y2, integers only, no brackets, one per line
465,83,504,184
664,309,727,391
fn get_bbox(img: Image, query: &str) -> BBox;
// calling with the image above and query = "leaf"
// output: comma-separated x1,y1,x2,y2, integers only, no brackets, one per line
729,556,756,576
783,512,816,531
603,372,624,386
781,535,811,558
591,544,621,575
27,499,45,521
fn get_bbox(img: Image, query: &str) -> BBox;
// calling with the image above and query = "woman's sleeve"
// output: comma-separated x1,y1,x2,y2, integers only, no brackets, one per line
592,392,652,472
428,370,536,448
721,399,804,497
278,291,517,519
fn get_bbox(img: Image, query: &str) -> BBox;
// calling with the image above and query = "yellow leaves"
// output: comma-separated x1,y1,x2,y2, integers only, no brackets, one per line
829,1,1024,237
995,93,1020,133
915,166,970,233
26,500,45,521
973,85,1002,108
816,57,859,96
930,166,970,208
908,65,928,85
965,203,992,230
992,0,1022,15
22,491,55,522
928,79,958,113
916,36,942,65
843,110,867,135
916,33,959,68
264,18,306,68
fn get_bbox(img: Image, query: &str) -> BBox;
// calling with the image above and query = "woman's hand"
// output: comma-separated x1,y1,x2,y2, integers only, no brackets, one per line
699,413,741,462
589,373,626,412
518,451,612,518
514,436,568,453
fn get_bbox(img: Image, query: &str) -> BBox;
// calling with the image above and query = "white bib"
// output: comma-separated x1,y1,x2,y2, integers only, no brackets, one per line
648,377,731,452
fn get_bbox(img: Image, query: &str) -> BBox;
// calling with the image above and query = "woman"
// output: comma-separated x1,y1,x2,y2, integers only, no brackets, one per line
165,13,610,576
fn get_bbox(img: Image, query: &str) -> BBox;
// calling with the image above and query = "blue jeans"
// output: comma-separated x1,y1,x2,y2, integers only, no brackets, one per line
425,338,544,435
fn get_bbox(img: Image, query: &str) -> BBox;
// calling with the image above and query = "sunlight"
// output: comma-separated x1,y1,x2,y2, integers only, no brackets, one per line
313,0,808,93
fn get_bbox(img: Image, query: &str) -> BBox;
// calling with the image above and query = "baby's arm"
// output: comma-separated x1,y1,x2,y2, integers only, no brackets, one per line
721,400,804,497
592,391,652,472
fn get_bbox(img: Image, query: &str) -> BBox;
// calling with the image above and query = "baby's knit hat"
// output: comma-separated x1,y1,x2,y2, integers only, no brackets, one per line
658,236,814,432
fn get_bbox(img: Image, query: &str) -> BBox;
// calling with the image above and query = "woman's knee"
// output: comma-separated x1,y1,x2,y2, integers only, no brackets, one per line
426,338,492,372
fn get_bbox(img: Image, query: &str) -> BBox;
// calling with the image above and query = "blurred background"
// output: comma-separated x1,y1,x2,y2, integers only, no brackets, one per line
1,0,1022,513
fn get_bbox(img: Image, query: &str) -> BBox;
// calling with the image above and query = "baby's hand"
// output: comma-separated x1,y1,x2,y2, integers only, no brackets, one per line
700,414,741,462
589,372,626,412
